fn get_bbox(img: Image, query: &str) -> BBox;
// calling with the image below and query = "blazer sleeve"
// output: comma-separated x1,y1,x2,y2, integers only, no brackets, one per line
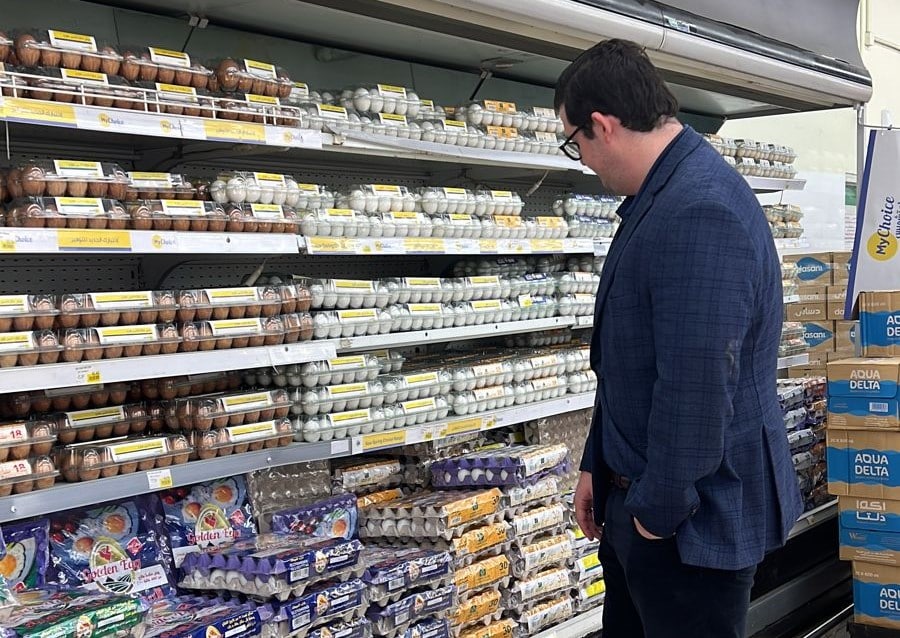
623,200,757,538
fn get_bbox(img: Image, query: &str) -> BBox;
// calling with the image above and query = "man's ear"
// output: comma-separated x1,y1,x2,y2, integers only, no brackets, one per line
590,112,620,140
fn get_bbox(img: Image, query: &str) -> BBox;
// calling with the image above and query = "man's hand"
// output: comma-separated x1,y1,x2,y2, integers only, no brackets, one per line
575,471,602,541
633,516,663,540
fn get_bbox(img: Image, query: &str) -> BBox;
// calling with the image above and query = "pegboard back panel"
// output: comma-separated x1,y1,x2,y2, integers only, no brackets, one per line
0,256,143,295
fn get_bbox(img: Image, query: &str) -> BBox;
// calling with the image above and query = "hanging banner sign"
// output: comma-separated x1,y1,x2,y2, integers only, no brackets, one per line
847,129,900,316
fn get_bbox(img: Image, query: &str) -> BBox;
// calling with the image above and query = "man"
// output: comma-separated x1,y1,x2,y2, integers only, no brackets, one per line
556,40,802,638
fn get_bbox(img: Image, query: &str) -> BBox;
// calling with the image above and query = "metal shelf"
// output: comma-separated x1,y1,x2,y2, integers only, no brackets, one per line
788,499,838,540
778,354,810,370
0,228,300,255
302,236,596,256
745,176,807,193
0,391,595,523
531,605,604,638
328,317,577,353
0,342,337,394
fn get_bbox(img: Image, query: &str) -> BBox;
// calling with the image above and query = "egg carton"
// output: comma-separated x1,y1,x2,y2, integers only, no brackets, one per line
575,577,606,612
292,381,388,416
509,533,575,579
332,459,404,492
266,579,368,638
312,309,393,339
382,304,449,331
501,475,562,512
143,595,264,638
284,355,385,389
552,194,622,219
58,433,191,482
508,504,568,541
555,294,595,317
189,417,294,459
336,184,418,214
430,444,569,489
205,57,293,97
503,330,573,349
567,372,597,396
262,618,374,638
454,555,512,600
179,536,365,601
367,585,457,638
296,398,451,443
449,590,503,637
573,550,603,584
359,489,502,535
387,619,450,638
508,595,574,636
5,195,130,229
164,389,291,431
0,453,58,496
551,272,599,296
179,317,286,352
364,548,455,607
11,28,119,68
56,402,151,444
298,209,376,238
337,85,423,117
309,279,391,310
456,619,518,638
11,159,130,200
204,171,302,206
787,428,818,454
502,566,574,611
567,216,618,239
174,287,286,321
360,508,507,543
414,119,482,147
427,214,484,239
0,417,57,461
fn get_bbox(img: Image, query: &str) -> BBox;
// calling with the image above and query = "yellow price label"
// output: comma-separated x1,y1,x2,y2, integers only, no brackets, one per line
307,237,355,253
203,120,266,143
0,239,15,252
85,370,102,384
2,97,77,125
361,430,407,451
584,580,606,598
479,239,498,253
494,216,523,228
484,100,517,113
486,126,518,139
444,417,484,436
403,238,444,253
57,230,132,251
531,239,564,252
536,216,565,229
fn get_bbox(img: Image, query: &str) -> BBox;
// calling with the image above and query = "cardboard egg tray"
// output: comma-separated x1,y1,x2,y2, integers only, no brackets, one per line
501,476,562,513
261,579,368,638
178,536,364,601
508,504,569,544
453,555,511,600
333,459,404,492
574,577,606,614
509,533,574,580
502,567,574,612
373,519,513,569
274,618,372,638
366,585,457,638
509,595,574,636
430,444,570,488
457,619,517,638
363,548,454,607
143,596,262,638
448,590,503,638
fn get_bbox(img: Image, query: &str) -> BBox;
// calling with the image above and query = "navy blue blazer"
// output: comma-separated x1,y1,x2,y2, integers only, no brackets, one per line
581,126,803,570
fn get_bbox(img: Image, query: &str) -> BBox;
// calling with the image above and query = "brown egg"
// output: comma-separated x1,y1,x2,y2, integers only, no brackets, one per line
206,74,219,93
120,52,140,81
191,65,209,89
131,204,152,231
22,164,46,197
100,47,120,75
96,450,118,478
71,393,90,409
248,440,264,452
12,314,33,331
87,215,108,230
45,179,67,197
231,336,250,349
28,86,53,102
119,460,138,474
15,34,40,67
216,59,240,91
208,208,227,232
299,314,314,341
60,51,81,69
76,424,96,442
0,316,11,332
81,53,101,73
83,330,102,360
233,303,251,318
7,169,24,199
30,423,55,455
139,54,157,82
18,353,38,366
139,380,159,401
9,440,31,460
233,440,249,454
195,430,217,459
94,422,113,438
34,457,56,489
171,217,190,231
110,386,128,404
52,395,73,412
170,436,190,464
55,89,76,103
215,428,234,456
122,343,142,358
90,389,110,406
226,207,245,233
61,331,84,363
87,181,108,198
157,66,175,84
80,298,100,328
215,336,233,350
100,308,123,326
11,478,35,494
211,304,230,321
108,174,128,201
32,395,52,413
171,68,191,86
41,48,61,67
264,80,278,98
0,31,9,62
0,445,12,462
66,180,88,197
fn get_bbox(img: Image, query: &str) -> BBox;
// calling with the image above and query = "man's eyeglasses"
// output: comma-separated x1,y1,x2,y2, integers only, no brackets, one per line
559,126,584,161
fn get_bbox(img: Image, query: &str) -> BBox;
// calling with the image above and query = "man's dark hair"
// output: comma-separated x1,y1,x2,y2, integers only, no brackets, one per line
554,39,678,135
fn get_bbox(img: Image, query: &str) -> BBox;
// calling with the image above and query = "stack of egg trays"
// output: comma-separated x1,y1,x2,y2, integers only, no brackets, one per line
429,444,570,488
260,578,369,638
508,531,576,580
394,618,452,638
363,547,455,607
332,459,404,495
376,518,514,569
502,566,575,617
508,594,576,636
366,584,458,638
358,488,503,541
458,619,518,638
178,534,365,601
507,502,570,549
453,554,512,602
575,577,606,614
259,617,374,638
448,589,504,638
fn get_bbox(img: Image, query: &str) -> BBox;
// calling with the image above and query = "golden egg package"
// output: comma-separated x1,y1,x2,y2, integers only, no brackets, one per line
0,519,50,594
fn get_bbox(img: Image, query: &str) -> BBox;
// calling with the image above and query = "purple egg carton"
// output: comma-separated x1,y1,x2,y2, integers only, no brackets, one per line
787,428,817,453
271,494,359,540
363,548,453,605
179,535,364,600
367,585,457,637
399,619,450,638
304,618,373,638
145,595,262,638
429,444,569,488
262,579,368,637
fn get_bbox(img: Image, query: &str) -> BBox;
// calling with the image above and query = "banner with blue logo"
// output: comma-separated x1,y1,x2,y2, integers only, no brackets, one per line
848,129,900,316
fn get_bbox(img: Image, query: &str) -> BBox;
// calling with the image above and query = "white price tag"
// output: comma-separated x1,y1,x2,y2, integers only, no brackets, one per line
147,469,173,490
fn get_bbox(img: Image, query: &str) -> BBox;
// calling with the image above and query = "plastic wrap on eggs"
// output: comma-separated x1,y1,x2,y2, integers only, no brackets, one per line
359,489,502,541
367,585,457,638
206,171,304,207
430,444,569,489
551,194,622,219
339,184,417,215
7,196,130,230
510,594,574,635
363,547,454,607
312,309,393,339
341,84,422,118
309,279,390,311
13,29,121,73
263,581,369,638
14,159,129,199
567,216,617,239
502,567,573,613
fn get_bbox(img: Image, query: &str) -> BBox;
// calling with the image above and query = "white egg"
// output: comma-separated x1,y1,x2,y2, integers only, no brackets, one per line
259,186,275,205
226,177,247,203
210,180,228,204
352,87,371,112
244,178,262,203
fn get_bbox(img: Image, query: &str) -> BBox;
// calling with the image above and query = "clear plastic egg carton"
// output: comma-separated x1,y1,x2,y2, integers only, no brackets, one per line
207,172,304,206
359,489,503,541
335,184,417,214
565,255,604,275
456,101,525,128
454,555,512,600
556,294,595,317
513,377,569,405
511,352,570,382
309,279,391,310
449,300,517,326
505,274,556,297
262,579,369,638
566,371,597,395
353,113,420,139
179,535,365,601
472,190,524,217
450,385,516,416
430,444,569,489
503,567,574,613
385,304,449,331
575,579,606,614
383,279,452,305
312,309,393,339
340,85,422,117
427,214,483,239
516,106,563,134
509,533,574,579
503,329,572,349
363,548,455,607
299,209,376,237
297,406,390,442
379,370,454,403
778,339,807,358
367,585,457,638
567,216,617,239
418,187,478,215
511,595,575,635
552,194,621,219
781,322,804,342
415,119,480,147
293,380,386,416
514,296,559,320
446,359,515,391
333,459,404,493
449,590,503,638
294,355,385,388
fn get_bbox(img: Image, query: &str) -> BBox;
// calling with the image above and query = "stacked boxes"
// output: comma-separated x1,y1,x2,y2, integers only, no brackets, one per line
779,377,829,511
859,291,900,357
828,309,900,629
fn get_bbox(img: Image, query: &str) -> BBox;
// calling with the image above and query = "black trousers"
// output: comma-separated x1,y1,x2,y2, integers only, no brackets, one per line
599,487,757,638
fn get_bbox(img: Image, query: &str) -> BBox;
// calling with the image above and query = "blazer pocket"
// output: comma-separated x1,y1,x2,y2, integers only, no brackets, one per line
606,292,641,317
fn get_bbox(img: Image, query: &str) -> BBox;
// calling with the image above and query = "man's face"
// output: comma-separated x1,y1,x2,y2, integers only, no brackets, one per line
559,106,615,193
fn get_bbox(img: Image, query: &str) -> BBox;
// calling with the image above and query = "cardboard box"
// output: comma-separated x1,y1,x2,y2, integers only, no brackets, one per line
807,351,828,366
787,302,827,322
840,497,900,566
860,291,900,357
802,320,836,353
828,285,849,320
784,252,834,284
837,320,860,352
830,349,858,362
788,365,826,379
853,562,900,630
827,430,900,497
798,284,828,303
826,358,900,430
833,251,852,285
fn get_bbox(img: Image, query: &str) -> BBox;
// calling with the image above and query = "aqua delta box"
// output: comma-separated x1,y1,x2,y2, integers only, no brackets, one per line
826,358,900,430
840,497,900,566
859,291,900,357
854,562,900,630
827,430,900,498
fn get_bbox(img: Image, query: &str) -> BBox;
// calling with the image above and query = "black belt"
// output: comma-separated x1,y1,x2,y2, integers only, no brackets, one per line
610,473,631,490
